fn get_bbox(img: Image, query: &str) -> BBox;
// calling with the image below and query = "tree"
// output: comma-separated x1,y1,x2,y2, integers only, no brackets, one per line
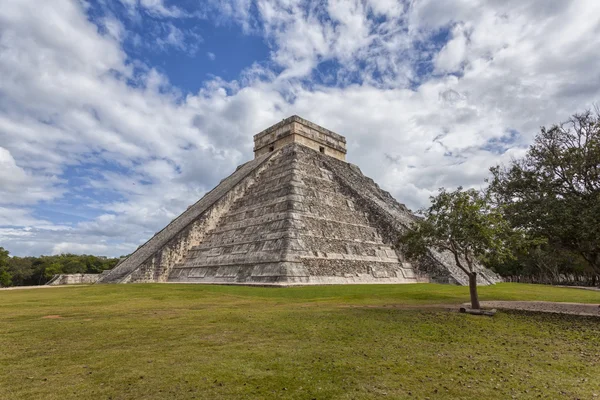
0,247,12,287
0,248,121,286
487,242,588,284
44,263,63,280
6,257,34,286
400,188,514,309
488,110,600,284
63,258,87,274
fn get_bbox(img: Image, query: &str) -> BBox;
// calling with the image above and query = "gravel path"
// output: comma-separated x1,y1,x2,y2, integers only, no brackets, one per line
555,285,600,292
477,301,600,317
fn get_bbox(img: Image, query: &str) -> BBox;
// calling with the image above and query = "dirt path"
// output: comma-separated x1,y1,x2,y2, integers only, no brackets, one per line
347,300,600,317
477,301,600,317
555,285,600,292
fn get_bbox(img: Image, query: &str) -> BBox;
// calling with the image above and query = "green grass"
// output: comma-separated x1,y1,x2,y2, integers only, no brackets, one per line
1,283,599,399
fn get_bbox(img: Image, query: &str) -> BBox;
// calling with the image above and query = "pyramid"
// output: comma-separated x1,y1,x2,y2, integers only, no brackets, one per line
98,116,501,286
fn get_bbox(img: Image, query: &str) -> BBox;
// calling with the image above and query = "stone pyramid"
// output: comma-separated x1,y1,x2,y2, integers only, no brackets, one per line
98,116,501,286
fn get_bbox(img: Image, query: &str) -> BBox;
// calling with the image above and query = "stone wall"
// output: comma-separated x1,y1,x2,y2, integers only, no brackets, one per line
46,274,101,285
254,115,347,161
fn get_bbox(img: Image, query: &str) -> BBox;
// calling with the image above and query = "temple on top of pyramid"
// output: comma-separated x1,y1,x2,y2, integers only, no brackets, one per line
254,115,347,161
87,116,501,287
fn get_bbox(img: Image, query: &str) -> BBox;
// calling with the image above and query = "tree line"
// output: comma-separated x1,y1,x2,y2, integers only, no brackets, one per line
401,109,599,308
486,110,600,286
0,248,120,287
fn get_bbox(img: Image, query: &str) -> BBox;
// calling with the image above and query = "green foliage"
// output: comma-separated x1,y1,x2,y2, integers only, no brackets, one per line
400,187,518,308
0,270,11,287
0,247,11,287
0,246,120,287
487,242,591,284
6,256,34,285
401,187,515,273
488,110,600,281
44,262,63,279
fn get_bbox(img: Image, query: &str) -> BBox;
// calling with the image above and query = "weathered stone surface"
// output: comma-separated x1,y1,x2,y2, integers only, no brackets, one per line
254,115,347,161
46,273,103,285
97,116,501,286
169,145,417,285
97,152,276,284
321,151,501,285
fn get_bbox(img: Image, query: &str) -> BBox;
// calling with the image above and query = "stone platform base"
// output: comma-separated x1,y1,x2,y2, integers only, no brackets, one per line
46,273,102,286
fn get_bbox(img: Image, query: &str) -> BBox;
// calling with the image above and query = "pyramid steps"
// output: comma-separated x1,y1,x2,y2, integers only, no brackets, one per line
168,144,418,285
97,115,501,286
97,151,278,284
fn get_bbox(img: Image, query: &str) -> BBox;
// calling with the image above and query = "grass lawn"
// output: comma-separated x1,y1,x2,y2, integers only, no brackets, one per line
1,283,599,399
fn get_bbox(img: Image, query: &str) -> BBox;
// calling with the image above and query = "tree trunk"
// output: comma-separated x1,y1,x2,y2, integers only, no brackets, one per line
469,272,480,310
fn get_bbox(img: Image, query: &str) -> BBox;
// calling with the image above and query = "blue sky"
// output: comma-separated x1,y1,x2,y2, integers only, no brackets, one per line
92,3,271,89
1,0,600,256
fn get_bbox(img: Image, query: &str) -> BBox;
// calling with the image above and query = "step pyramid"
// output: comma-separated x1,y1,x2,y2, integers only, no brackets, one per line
98,116,501,286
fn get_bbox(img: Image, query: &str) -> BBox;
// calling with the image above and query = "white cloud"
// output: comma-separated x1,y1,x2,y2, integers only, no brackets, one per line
118,0,186,18
99,16,126,42
203,0,255,33
435,25,468,73
367,0,404,18
52,242,111,256
207,52,216,61
0,207,47,227
0,147,63,205
1,0,600,256
155,23,203,54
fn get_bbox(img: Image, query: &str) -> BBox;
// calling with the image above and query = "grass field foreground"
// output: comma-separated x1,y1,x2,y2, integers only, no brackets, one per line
1,283,599,399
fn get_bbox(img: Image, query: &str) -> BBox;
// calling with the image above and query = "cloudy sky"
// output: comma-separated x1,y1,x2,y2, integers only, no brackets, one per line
1,0,599,257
